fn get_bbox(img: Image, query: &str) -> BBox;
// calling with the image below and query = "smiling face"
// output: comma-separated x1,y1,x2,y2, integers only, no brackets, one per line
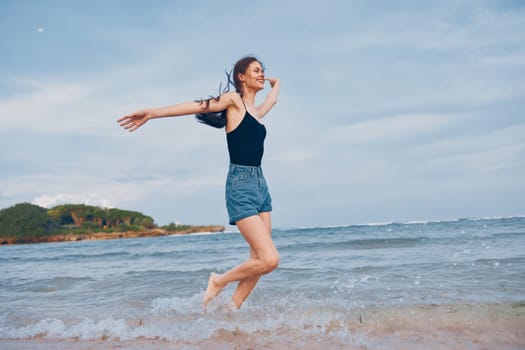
238,60,265,92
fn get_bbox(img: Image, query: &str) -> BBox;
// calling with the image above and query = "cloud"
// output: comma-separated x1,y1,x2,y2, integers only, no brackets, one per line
0,79,95,133
412,124,525,173
268,149,318,164
0,53,230,138
32,193,114,208
1,1,524,226
297,2,524,55
329,113,460,145
477,53,525,66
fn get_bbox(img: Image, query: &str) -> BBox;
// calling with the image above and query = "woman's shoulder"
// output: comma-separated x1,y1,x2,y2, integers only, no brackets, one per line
222,92,241,102
221,92,243,110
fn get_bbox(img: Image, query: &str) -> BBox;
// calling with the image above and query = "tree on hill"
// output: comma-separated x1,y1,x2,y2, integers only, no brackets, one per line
48,204,95,227
0,203,57,239
47,204,156,230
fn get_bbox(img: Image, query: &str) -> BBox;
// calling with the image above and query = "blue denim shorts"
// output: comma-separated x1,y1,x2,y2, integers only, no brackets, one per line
225,163,272,225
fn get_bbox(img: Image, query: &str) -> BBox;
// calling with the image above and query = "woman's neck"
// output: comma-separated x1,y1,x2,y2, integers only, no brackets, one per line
241,89,257,107
241,89,259,118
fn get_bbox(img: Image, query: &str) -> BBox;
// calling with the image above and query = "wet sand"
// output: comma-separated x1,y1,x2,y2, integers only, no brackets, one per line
2,302,523,350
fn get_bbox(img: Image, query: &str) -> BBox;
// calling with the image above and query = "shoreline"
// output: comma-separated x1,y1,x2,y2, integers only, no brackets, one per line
1,301,523,349
0,225,225,245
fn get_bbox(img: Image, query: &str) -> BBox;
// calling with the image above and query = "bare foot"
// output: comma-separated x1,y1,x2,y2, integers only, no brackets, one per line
226,300,239,312
202,272,223,312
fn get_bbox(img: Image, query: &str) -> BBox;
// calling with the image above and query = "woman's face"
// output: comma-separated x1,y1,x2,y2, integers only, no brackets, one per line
240,61,265,92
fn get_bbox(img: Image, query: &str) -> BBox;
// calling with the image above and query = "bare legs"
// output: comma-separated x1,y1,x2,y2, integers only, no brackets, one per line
203,212,278,310
231,212,272,308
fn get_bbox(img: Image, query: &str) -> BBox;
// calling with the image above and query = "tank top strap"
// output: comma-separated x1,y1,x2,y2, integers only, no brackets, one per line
239,94,247,114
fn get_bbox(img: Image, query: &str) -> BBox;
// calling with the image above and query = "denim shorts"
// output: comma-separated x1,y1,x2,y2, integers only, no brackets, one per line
225,163,272,225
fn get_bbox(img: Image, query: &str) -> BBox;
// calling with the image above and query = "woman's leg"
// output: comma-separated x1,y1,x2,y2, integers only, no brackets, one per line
231,212,272,308
203,213,279,309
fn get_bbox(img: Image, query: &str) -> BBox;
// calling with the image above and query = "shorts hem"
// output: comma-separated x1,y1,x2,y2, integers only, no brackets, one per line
260,205,272,214
229,209,272,226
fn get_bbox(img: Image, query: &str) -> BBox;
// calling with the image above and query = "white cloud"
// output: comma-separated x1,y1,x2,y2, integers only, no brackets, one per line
32,193,114,208
477,53,525,66
268,149,318,164
0,171,168,212
0,56,227,139
330,113,459,145
0,79,94,132
412,124,525,173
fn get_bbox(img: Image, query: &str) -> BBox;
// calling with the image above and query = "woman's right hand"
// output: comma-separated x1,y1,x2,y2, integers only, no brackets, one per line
117,109,154,132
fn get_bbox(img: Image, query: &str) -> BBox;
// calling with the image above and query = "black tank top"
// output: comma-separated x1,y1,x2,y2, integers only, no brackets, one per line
226,101,266,167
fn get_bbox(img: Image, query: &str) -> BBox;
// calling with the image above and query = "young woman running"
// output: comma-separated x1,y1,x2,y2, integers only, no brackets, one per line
117,56,281,310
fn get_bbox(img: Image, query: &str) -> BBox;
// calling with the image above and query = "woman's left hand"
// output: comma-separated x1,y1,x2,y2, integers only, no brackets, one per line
265,77,279,88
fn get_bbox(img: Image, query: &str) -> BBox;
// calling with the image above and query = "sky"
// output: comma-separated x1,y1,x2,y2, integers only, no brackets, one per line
0,0,524,228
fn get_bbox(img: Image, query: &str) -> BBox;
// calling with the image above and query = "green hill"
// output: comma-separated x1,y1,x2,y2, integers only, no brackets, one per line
0,203,224,244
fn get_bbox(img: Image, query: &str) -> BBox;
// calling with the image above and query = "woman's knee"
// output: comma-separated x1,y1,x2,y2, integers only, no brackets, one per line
261,251,279,273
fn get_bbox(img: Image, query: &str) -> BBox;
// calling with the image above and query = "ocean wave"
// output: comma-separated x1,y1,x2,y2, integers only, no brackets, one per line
278,237,426,252
167,230,230,237
2,216,524,349
1,301,523,347
14,276,95,293
0,251,133,264
274,215,525,231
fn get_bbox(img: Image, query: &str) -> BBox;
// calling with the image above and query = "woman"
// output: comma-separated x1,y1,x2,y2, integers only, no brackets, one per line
117,56,281,311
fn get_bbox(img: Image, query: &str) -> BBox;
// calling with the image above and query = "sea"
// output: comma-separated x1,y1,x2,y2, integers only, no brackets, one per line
0,216,524,349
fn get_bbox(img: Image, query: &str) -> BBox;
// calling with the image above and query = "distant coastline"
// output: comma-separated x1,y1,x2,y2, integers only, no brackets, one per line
0,225,225,245
0,202,224,245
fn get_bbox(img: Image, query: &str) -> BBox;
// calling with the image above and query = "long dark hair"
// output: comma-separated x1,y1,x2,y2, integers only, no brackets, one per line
195,56,262,128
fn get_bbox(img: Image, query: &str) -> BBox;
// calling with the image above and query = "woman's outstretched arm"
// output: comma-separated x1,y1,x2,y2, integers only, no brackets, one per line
117,92,238,132
257,78,280,119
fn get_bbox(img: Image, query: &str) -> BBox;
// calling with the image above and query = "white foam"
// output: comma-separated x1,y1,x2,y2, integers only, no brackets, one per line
150,294,203,316
2,318,133,340
2,301,522,349
271,215,525,233
293,215,525,229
